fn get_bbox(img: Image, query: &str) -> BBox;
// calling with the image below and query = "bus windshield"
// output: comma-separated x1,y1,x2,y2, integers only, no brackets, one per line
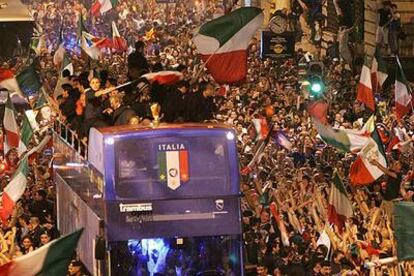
110,235,243,275
114,134,237,200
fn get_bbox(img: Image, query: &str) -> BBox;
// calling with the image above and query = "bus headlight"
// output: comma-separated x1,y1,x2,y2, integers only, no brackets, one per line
226,132,235,140
105,138,114,145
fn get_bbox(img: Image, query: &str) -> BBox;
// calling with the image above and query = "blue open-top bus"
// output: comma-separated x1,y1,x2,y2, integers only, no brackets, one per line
54,122,243,275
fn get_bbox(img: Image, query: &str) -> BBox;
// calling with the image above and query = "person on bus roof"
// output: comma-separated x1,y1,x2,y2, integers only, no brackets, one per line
109,94,139,126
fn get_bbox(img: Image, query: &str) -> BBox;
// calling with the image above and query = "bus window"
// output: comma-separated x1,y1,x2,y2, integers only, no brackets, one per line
114,135,237,200
110,235,243,275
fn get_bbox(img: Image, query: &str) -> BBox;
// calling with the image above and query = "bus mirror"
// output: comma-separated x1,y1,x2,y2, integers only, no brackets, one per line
95,236,106,260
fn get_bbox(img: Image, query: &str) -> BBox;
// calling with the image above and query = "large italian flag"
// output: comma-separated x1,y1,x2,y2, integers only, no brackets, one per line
328,171,353,232
395,59,412,120
314,119,370,153
0,229,83,276
91,0,118,16
3,93,20,153
193,7,263,84
0,158,29,222
158,150,189,190
350,128,387,185
357,64,375,111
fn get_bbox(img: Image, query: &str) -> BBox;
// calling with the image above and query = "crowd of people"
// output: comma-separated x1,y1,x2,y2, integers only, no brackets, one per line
0,128,56,263
0,0,414,275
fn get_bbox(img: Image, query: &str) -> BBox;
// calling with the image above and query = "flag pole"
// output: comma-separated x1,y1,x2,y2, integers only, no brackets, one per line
92,80,138,97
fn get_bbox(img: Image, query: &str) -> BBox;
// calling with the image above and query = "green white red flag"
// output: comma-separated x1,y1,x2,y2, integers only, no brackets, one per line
157,146,189,190
371,46,388,93
61,53,74,76
81,32,105,60
328,170,353,232
17,113,34,156
30,27,45,56
394,201,414,261
395,58,412,120
0,157,29,222
307,101,328,124
350,127,387,185
193,7,263,84
0,229,83,276
111,21,127,52
76,13,87,42
0,69,23,98
53,26,65,67
270,202,290,247
252,118,269,141
313,119,371,153
3,93,20,153
16,61,42,96
142,71,184,85
357,64,375,111
91,0,118,16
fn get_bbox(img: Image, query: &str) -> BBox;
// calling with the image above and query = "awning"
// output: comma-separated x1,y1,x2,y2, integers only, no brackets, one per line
0,0,33,22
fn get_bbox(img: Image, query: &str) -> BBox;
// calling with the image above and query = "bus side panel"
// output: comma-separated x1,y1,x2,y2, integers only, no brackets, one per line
105,197,242,241
56,173,102,275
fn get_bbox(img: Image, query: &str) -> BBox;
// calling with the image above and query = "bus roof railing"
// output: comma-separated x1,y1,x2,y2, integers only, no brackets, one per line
53,118,234,161
53,119,88,160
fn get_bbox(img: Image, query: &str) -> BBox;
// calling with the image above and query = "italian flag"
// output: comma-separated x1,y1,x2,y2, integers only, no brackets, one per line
395,59,412,120
314,119,370,153
0,158,29,222
53,45,65,68
350,128,387,185
0,229,83,276
193,7,263,84
111,21,127,52
142,71,184,85
23,135,52,160
31,28,45,56
357,64,375,111
91,0,118,16
76,13,87,42
307,101,328,124
269,202,290,247
0,69,23,98
241,124,273,176
81,32,104,60
3,93,20,153
158,150,189,190
61,53,74,76
34,89,48,110
17,113,34,156
252,118,269,141
217,85,230,96
328,171,353,232
371,46,388,93
16,62,42,96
